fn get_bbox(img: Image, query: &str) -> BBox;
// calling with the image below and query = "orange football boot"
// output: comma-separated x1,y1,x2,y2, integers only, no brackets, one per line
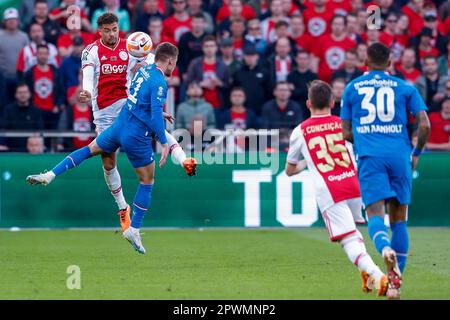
183,157,197,176
377,274,389,297
118,205,131,232
360,271,373,293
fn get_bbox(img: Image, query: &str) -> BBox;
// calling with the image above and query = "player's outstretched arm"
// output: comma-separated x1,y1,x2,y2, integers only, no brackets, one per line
342,120,353,143
412,110,431,170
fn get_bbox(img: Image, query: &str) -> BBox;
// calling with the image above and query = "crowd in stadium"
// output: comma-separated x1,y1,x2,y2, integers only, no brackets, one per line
0,0,449,153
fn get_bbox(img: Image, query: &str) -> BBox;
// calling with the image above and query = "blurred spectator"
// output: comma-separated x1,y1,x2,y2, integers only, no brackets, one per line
330,0,353,15
216,0,256,25
0,84,44,152
379,12,398,49
0,8,29,103
59,36,84,94
365,28,381,47
218,37,241,83
147,17,163,47
416,56,449,113
187,0,214,34
162,0,191,44
27,135,45,154
438,41,450,76
376,0,401,20
233,45,270,116
281,0,301,16
217,0,247,37
229,18,246,60
331,77,346,117
134,0,165,33
415,28,441,68
57,27,94,58
396,47,422,83
178,13,207,78
261,0,289,44
187,36,230,111
49,0,92,32
25,0,61,45
356,8,368,32
24,44,62,131
289,14,313,54
393,13,411,57
261,81,303,129
421,10,447,54
426,98,450,151
219,87,258,129
331,49,364,83
17,23,60,80
243,19,267,55
20,0,58,27
58,73,93,151
91,0,131,32
287,49,318,118
311,14,356,83
302,0,333,39
266,37,294,90
431,79,450,111
401,0,425,37
356,42,368,71
264,20,297,57
346,13,363,43
175,82,216,130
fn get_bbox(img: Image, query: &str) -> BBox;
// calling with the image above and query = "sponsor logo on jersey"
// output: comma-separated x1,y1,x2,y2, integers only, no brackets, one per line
101,64,127,74
119,51,128,61
101,55,108,61
157,86,164,96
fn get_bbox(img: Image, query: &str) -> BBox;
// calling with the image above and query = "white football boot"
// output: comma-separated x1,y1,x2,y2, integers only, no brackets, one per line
123,228,146,254
26,171,55,186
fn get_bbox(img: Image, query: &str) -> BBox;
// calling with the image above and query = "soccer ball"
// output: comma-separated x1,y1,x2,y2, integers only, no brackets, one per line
126,32,153,58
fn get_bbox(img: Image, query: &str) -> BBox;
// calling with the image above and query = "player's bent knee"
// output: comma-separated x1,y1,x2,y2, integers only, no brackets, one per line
88,140,104,156
366,200,385,218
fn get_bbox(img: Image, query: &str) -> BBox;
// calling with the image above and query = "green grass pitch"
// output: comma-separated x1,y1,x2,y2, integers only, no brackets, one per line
1,228,449,299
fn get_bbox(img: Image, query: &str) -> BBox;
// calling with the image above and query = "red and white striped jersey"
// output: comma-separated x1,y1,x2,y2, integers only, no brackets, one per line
81,38,129,112
16,42,60,73
287,114,361,212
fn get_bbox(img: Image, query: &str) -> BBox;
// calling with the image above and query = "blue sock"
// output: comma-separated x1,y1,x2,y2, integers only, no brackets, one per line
131,183,153,229
391,221,409,273
368,215,391,254
51,146,92,176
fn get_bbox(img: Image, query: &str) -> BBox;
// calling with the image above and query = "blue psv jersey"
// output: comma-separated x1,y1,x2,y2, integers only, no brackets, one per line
127,63,168,144
340,70,427,157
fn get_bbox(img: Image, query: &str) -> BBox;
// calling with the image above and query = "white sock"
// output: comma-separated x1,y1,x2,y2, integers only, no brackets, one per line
45,171,56,183
103,167,128,210
130,226,139,234
166,131,186,165
340,233,384,284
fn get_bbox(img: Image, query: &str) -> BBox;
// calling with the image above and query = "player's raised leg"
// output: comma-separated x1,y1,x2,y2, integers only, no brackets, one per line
165,130,197,176
26,141,102,186
101,151,131,231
